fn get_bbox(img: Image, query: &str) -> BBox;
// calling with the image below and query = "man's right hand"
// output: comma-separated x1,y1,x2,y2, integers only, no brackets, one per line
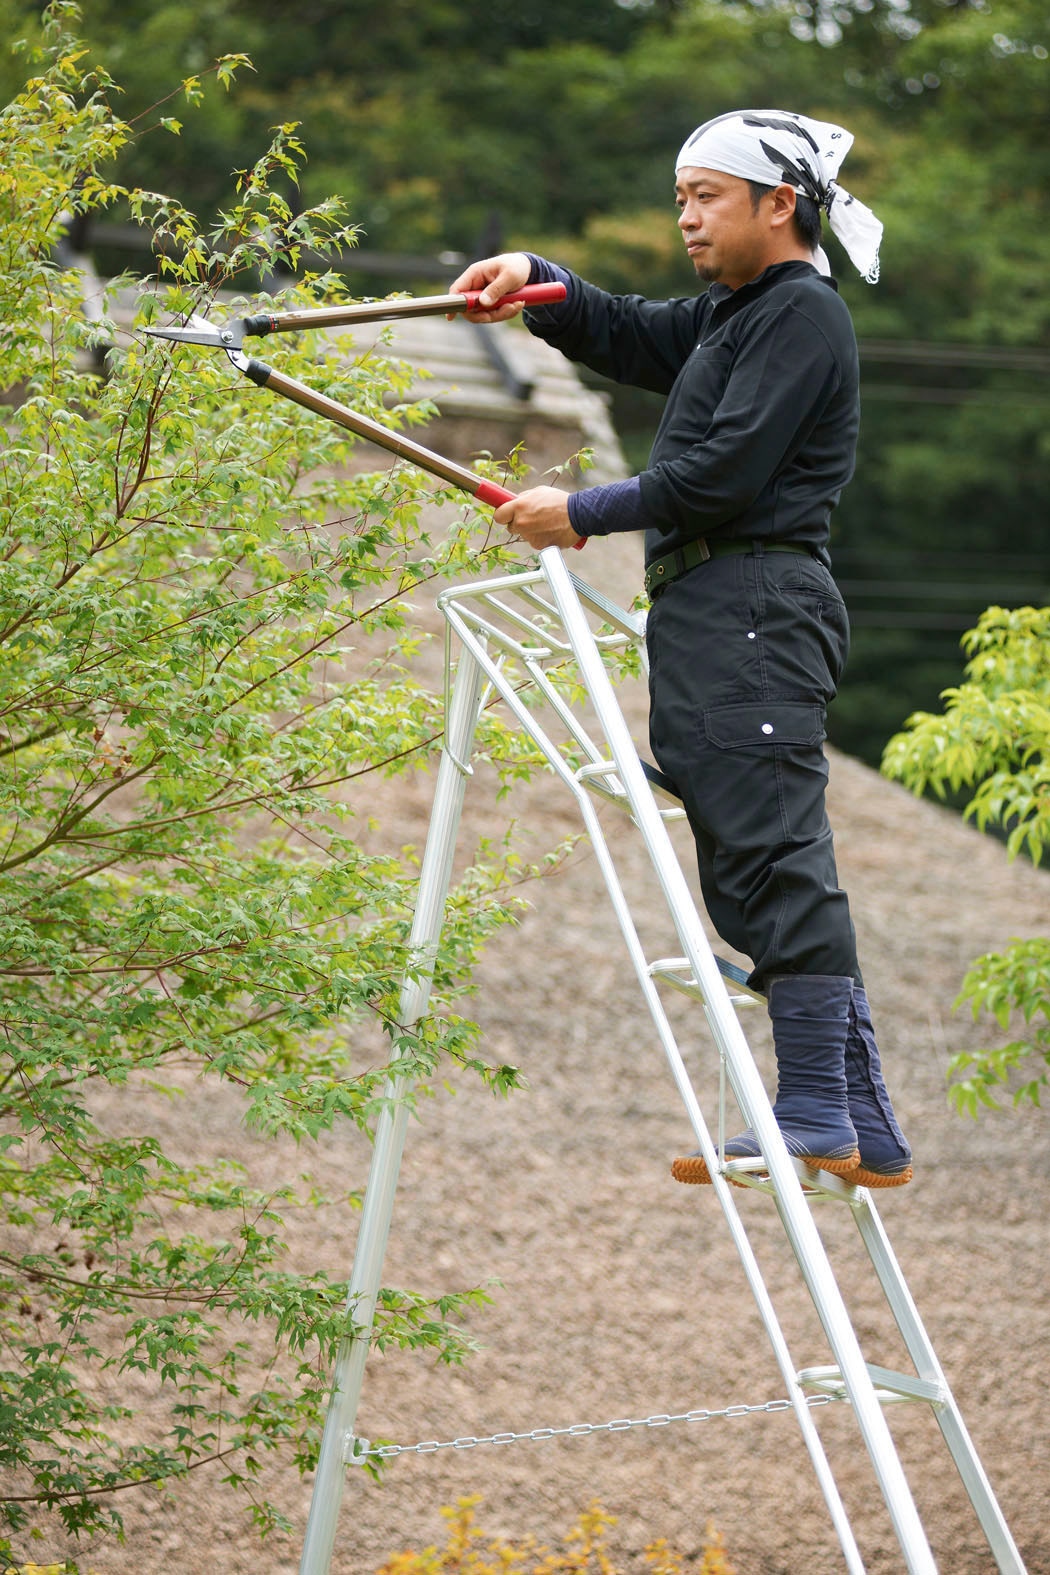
449,253,533,322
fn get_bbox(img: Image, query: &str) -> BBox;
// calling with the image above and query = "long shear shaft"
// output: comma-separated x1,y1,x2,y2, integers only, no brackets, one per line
144,284,567,348
239,356,513,508
247,283,563,338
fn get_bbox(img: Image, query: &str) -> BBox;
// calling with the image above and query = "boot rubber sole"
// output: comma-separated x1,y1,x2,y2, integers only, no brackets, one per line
839,1161,913,1188
671,1149,861,1186
673,1152,913,1184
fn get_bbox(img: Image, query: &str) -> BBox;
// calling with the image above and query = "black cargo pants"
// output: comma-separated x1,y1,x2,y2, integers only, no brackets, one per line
646,543,860,992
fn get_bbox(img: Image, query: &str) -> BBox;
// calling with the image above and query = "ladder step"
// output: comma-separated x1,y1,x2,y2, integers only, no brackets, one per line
715,1156,861,1199
574,758,686,820
711,1155,909,1205
649,954,765,1006
800,1364,948,1408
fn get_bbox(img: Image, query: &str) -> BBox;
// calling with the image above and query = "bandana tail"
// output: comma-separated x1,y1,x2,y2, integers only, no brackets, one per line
827,182,883,284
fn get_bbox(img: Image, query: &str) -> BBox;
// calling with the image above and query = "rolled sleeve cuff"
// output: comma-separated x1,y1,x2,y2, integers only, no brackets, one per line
566,476,645,537
522,254,576,325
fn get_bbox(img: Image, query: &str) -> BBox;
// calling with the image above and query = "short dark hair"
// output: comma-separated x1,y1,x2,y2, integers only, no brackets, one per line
747,179,822,252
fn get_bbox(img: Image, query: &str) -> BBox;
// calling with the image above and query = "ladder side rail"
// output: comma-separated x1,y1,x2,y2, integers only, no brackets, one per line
446,578,866,1567
558,763,868,1572
300,648,490,1575
852,1198,1027,1573
519,654,630,783
538,548,940,1573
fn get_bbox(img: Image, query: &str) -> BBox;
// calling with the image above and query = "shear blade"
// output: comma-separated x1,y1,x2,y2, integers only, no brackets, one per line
143,313,243,349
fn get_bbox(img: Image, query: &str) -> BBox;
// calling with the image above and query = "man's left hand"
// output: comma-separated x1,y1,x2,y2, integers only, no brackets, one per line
493,486,583,552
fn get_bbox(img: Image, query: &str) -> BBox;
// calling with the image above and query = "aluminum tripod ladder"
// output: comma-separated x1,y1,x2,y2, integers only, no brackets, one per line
300,547,1025,1575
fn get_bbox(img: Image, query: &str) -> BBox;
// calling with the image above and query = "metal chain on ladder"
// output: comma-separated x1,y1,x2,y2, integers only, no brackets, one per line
347,1392,838,1463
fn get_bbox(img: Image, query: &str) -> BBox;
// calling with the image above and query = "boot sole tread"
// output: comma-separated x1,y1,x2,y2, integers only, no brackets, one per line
671,1155,914,1188
671,1149,861,1186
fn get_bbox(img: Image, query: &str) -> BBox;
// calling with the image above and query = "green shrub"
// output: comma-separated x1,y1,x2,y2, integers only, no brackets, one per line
883,604,1050,1112
0,6,543,1559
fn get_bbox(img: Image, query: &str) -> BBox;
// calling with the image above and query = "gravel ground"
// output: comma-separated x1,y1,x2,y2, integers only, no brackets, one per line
19,530,1050,1575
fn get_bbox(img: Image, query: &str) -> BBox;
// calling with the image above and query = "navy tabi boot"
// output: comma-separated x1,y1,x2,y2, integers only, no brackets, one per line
672,973,860,1184
840,986,913,1188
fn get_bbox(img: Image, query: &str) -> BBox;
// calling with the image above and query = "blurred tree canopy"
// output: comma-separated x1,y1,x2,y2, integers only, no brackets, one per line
2,0,1048,765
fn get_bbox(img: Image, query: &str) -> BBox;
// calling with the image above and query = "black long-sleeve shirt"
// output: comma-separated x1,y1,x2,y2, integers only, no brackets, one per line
523,257,860,569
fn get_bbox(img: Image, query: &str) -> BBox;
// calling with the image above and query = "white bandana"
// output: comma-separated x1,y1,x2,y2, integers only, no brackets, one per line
675,110,883,284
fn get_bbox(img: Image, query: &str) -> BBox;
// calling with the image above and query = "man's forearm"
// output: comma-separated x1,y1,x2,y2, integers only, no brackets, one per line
566,476,647,537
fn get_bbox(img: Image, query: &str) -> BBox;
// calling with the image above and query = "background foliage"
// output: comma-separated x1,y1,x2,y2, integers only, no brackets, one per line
0,9,546,1558
884,606,1050,1112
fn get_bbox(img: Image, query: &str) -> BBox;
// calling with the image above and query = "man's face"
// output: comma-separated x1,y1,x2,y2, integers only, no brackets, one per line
675,166,772,290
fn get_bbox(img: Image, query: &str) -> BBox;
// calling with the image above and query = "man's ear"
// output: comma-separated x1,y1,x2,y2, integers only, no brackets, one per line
769,184,798,230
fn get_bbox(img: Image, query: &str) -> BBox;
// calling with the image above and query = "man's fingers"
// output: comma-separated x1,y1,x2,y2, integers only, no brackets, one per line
474,299,524,322
450,253,531,316
449,261,493,295
478,270,521,309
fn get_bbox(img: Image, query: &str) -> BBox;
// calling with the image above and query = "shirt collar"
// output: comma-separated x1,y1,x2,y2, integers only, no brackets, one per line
706,258,836,306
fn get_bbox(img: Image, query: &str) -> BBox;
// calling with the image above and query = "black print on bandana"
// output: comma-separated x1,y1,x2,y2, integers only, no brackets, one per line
743,113,821,154
758,139,825,203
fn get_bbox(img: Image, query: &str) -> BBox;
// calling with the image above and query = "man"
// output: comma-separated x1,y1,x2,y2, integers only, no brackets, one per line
450,110,912,1189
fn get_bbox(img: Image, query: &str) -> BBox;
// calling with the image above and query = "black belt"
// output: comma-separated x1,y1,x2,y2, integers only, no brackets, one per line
643,538,814,599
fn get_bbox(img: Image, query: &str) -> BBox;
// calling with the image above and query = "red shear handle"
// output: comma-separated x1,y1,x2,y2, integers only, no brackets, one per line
459,282,567,312
473,480,516,509
474,477,586,551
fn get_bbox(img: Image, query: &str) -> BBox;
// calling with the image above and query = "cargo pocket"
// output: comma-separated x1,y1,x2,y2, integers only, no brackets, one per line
698,701,829,847
703,700,826,750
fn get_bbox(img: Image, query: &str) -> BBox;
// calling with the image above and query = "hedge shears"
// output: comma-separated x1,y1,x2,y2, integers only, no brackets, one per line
144,283,585,542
